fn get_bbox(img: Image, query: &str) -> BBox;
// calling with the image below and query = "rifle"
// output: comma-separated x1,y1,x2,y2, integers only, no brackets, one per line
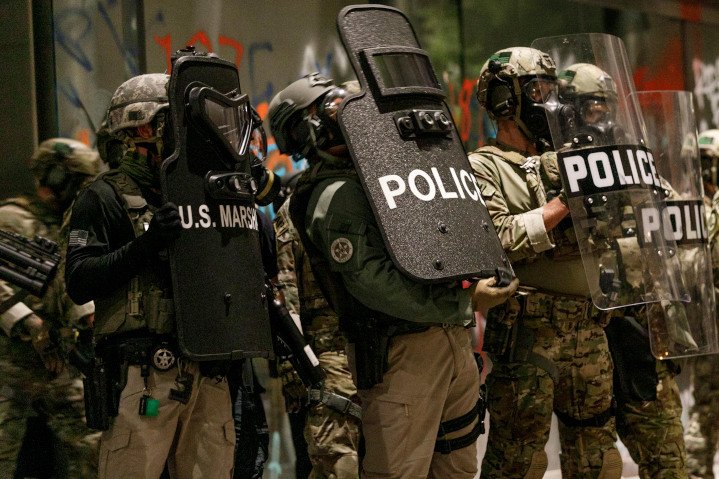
266,282,326,388
0,229,60,299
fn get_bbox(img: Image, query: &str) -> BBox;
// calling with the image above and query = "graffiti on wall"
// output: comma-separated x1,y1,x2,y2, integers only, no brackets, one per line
54,2,718,218
693,57,719,132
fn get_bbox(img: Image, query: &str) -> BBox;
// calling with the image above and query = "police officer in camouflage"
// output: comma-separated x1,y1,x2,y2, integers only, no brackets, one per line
274,192,361,479
559,63,687,479
686,128,719,479
0,138,100,479
470,48,622,478
268,72,517,479
65,74,235,479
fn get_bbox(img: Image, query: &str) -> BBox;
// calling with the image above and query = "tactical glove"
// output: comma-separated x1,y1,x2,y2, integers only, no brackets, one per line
142,202,182,253
471,276,519,312
25,314,64,374
538,152,568,205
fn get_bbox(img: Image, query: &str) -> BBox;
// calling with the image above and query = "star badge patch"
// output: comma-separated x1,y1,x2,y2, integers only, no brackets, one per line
331,237,354,264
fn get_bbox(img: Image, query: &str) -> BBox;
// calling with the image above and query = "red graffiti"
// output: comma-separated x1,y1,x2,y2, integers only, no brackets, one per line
154,34,173,73
187,31,212,52
153,32,245,73
219,36,243,67
633,38,685,91
458,79,476,142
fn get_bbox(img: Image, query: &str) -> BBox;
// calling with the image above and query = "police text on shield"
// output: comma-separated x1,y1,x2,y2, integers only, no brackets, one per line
378,167,484,209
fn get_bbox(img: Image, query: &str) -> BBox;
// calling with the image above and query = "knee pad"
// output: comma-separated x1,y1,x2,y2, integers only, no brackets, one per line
523,451,548,479
597,449,623,479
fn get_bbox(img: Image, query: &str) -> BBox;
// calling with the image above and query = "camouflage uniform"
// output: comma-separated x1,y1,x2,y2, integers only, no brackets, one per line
470,144,621,479
686,190,719,479
274,198,360,479
0,140,100,479
615,354,685,478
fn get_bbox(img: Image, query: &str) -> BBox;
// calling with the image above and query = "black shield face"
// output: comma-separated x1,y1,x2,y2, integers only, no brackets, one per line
337,5,512,283
161,55,272,360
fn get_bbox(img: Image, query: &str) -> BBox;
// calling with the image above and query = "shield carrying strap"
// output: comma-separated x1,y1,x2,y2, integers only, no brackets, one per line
509,317,560,385
307,387,362,420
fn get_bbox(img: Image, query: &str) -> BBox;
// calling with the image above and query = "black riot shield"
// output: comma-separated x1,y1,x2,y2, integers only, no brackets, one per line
336,5,512,284
161,53,272,360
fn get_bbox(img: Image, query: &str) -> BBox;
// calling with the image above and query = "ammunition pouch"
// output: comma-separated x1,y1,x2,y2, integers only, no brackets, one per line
345,317,429,390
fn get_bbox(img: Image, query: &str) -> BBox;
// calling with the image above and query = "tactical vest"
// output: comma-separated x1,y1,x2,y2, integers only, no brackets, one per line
473,145,580,261
93,171,175,337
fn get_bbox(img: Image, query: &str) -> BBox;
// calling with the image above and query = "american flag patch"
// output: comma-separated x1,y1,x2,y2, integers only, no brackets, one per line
68,229,88,247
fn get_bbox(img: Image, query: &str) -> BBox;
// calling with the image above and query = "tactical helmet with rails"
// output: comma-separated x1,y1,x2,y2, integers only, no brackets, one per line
31,138,100,208
699,129,719,186
476,47,568,146
268,72,350,159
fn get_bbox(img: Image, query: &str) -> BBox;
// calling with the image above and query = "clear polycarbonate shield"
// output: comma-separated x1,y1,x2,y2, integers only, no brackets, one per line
633,90,718,359
337,4,513,284
531,33,687,309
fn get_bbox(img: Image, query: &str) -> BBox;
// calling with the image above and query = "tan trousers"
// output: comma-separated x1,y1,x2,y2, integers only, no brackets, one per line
98,362,235,479
350,325,480,479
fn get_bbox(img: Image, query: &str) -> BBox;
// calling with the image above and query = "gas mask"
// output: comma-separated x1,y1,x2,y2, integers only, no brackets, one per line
292,86,349,159
519,78,575,148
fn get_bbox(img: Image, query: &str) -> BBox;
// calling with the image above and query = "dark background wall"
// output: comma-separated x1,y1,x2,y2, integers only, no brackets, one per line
3,0,719,211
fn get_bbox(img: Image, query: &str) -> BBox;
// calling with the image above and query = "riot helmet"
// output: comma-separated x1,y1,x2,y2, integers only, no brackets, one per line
31,138,100,210
107,73,170,159
559,63,622,144
699,129,719,187
268,72,350,159
477,47,573,147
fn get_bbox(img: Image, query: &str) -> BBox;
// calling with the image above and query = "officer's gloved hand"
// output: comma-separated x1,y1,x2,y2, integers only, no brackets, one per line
538,151,568,206
25,314,64,374
471,276,519,314
142,202,182,254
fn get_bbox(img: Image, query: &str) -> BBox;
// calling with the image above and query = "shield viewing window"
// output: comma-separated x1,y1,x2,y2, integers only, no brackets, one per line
188,84,254,165
362,47,444,99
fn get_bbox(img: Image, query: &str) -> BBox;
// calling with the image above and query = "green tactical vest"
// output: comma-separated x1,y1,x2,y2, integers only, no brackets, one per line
93,171,175,337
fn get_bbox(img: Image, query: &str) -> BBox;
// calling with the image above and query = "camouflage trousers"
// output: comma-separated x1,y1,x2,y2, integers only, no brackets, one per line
305,350,360,479
0,334,100,479
482,304,619,479
615,359,686,479
686,353,719,478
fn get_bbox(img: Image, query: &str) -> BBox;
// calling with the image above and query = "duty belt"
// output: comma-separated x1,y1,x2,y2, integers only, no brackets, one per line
98,333,179,375
307,387,362,420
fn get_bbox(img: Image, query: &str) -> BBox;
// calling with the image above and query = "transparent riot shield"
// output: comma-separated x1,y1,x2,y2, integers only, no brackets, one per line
633,90,718,358
531,33,687,310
